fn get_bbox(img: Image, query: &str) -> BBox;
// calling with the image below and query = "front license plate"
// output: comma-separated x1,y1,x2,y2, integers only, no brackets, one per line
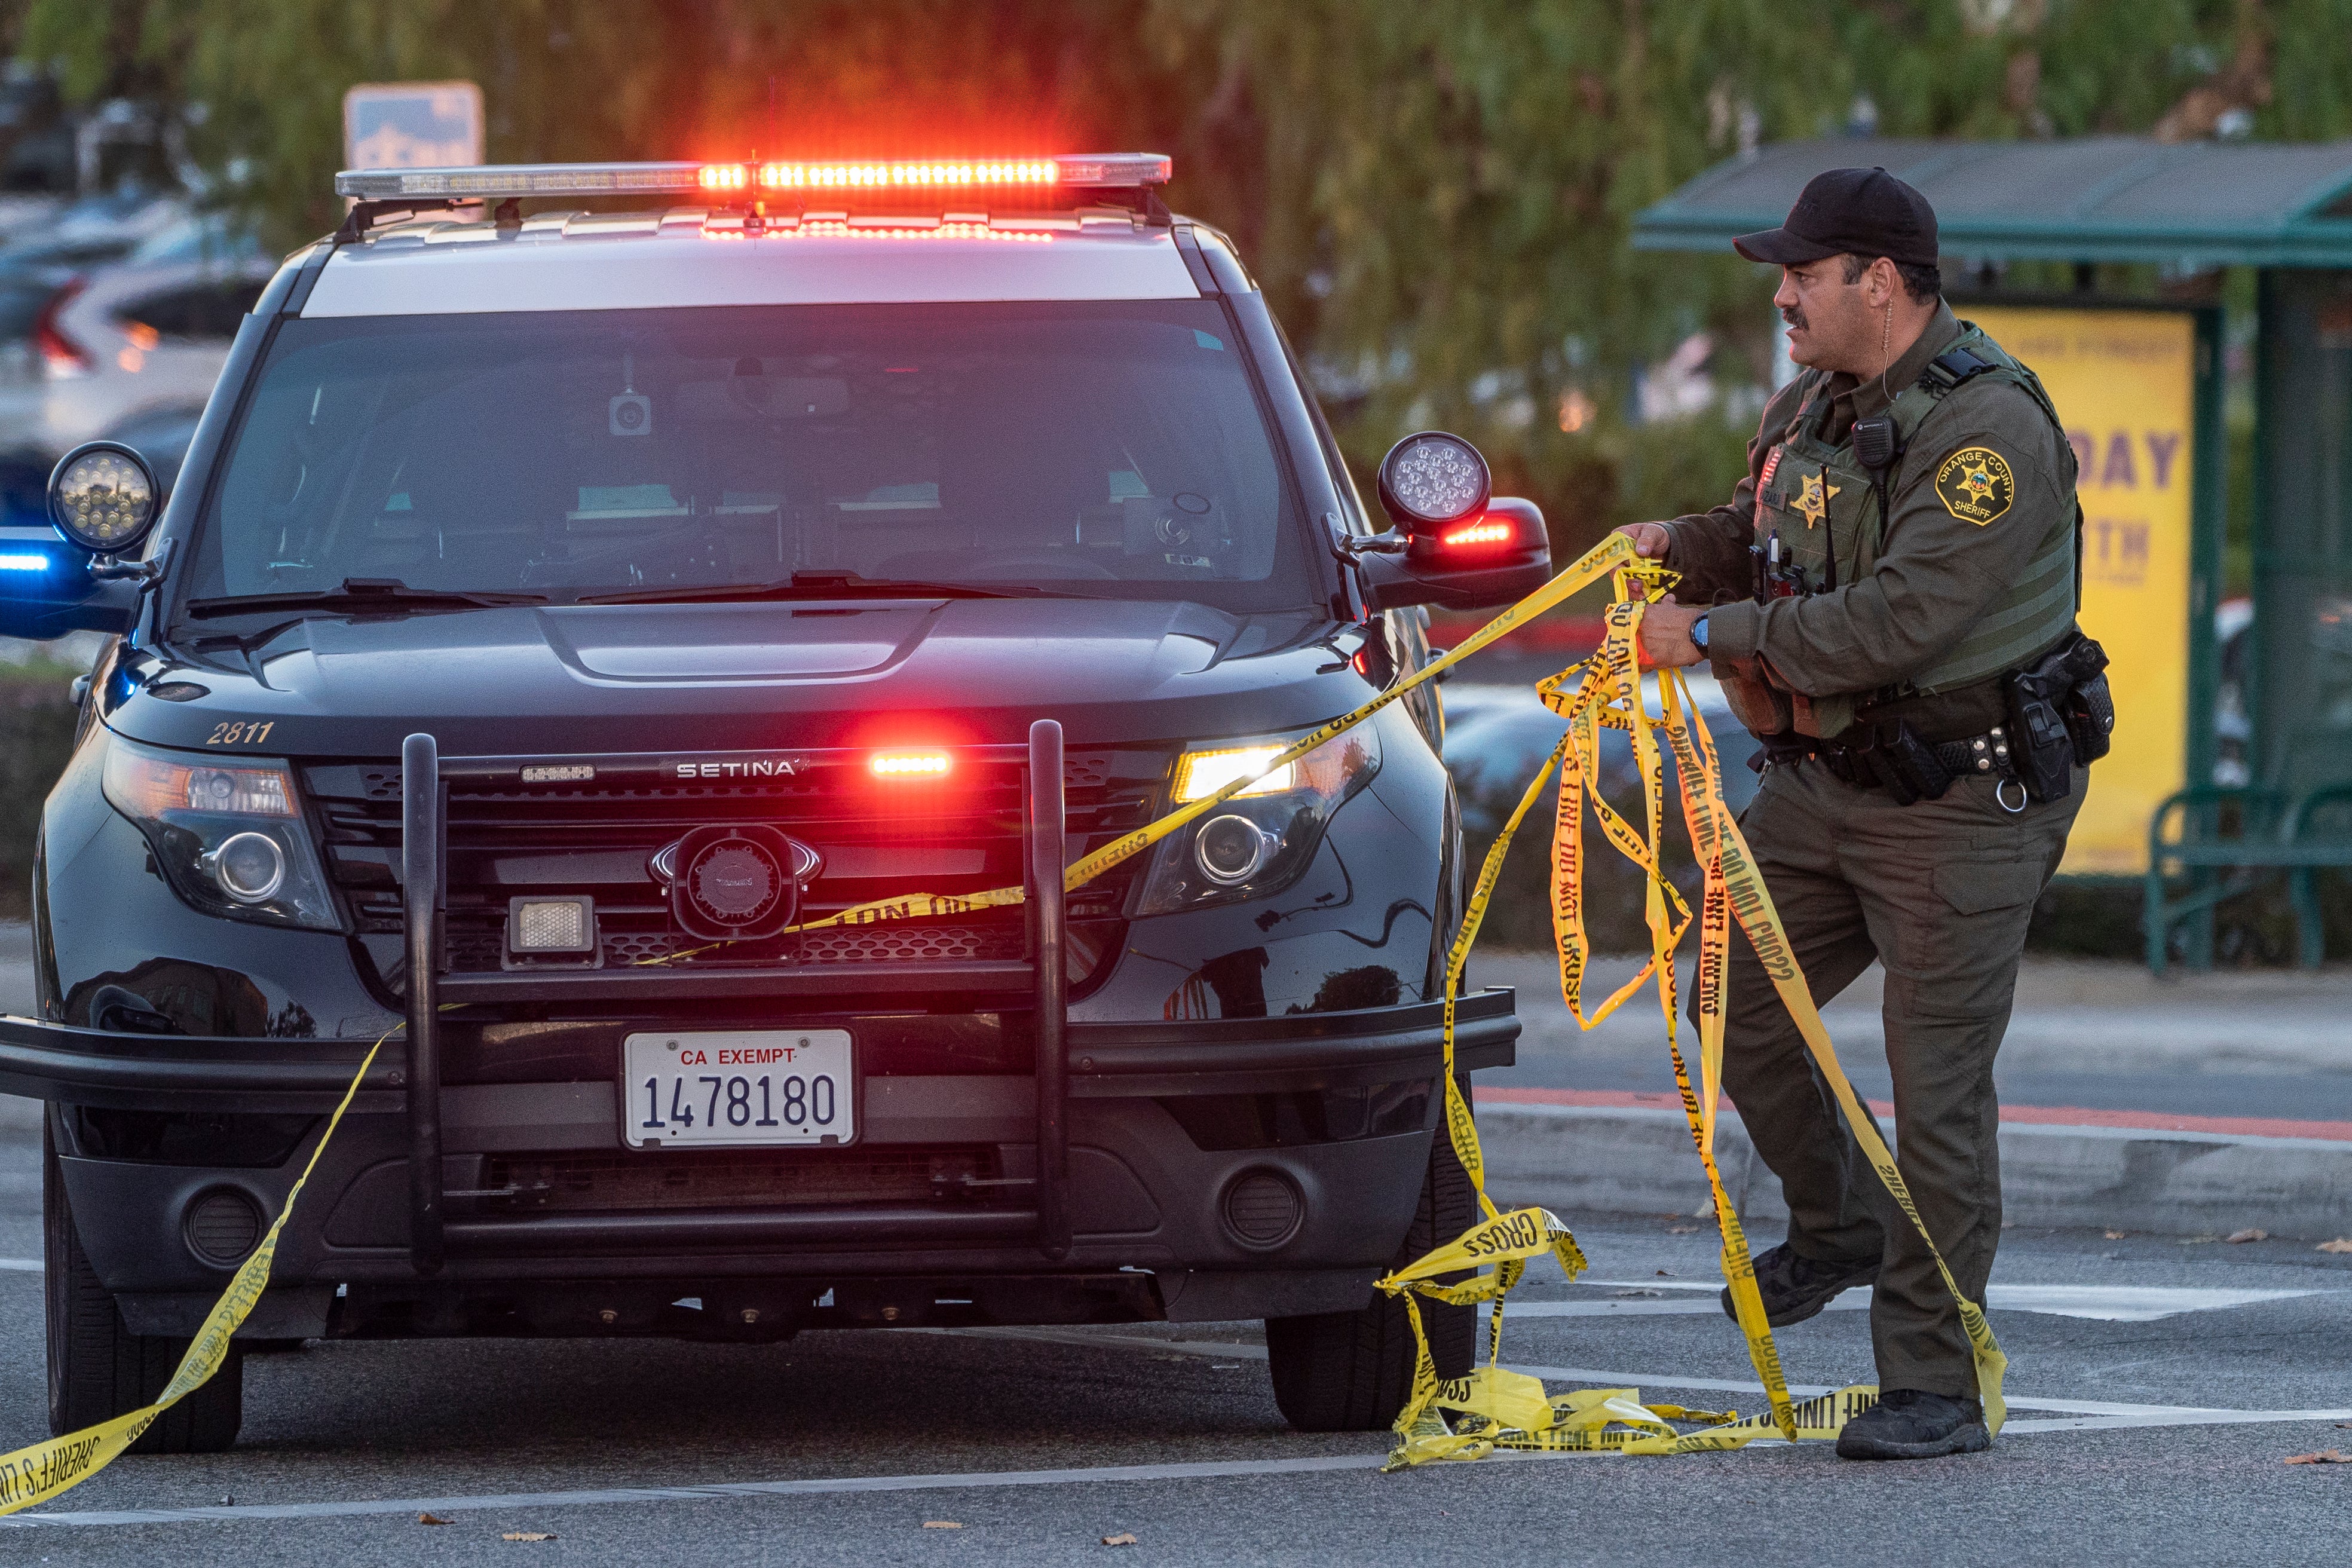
621,1030,855,1149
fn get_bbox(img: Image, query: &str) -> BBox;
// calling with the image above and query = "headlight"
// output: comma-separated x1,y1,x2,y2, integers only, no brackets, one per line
101,735,341,930
1172,745,1296,802
1134,726,1381,916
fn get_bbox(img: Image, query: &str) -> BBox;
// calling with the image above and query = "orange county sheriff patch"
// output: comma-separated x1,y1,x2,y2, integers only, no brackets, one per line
1934,446,2014,525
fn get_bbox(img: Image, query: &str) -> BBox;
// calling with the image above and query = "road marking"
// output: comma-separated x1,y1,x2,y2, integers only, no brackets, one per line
13,1394,2334,1531
1478,1085,2352,1142
1561,1279,2329,1321
0,1452,1461,1530
0,1258,35,1273
8,1323,2349,1529
960,1328,2352,1428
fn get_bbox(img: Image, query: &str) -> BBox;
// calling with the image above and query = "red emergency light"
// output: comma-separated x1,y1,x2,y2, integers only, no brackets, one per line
760,160,1058,190
870,750,953,779
1440,519,1515,549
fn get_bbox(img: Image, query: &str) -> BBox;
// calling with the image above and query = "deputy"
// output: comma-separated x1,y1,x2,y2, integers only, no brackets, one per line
1621,167,2106,1460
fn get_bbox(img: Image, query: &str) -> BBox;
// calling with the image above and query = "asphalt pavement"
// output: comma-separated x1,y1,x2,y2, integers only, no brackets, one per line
0,936,2350,1558
1,1128,2350,1563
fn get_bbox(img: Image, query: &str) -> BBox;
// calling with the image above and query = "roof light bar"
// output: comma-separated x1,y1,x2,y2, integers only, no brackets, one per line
752,160,1059,189
336,154,1171,201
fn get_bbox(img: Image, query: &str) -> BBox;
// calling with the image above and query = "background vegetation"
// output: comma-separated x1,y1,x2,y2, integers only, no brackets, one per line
13,0,2352,561
7,0,2351,956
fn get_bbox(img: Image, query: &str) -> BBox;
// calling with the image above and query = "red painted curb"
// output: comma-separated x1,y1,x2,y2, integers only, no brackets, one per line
1474,1085,2352,1144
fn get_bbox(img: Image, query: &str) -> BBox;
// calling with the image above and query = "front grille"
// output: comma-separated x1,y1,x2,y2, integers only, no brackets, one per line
307,747,1159,978
461,1145,1011,1213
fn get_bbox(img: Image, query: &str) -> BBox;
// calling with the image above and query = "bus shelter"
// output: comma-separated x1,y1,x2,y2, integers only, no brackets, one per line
1633,137,2352,968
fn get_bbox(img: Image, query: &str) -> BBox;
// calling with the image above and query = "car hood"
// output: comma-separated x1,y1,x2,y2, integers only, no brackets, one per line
109,597,1371,757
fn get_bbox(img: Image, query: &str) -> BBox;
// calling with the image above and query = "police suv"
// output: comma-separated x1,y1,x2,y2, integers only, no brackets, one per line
2,155,1549,1451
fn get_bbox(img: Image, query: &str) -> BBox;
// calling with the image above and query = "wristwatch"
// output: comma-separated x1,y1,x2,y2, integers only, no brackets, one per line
1690,614,1709,652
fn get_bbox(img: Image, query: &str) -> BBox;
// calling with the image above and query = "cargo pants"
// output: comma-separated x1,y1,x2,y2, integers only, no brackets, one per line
1696,757,2083,1397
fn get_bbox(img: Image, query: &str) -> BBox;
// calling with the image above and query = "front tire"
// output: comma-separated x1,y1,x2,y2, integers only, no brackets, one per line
1265,1105,1478,1432
45,1119,243,1453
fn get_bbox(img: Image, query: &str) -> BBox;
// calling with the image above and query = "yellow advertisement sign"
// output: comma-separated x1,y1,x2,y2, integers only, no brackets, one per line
1967,307,2195,875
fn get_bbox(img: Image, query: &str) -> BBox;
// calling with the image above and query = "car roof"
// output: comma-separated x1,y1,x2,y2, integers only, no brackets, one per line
300,206,1203,316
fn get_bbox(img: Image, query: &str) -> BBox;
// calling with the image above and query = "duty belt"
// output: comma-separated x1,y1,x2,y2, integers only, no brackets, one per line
1756,726,2016,787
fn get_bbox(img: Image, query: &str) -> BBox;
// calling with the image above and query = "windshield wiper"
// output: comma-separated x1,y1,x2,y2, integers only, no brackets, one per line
185,578,551,618
577,571,1061,606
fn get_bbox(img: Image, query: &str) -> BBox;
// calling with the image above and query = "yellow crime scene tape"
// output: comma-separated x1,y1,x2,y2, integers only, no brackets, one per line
0,1032,386,1515
1371,561,2002,1468
627,529,2005,1463
3,530,2004,1512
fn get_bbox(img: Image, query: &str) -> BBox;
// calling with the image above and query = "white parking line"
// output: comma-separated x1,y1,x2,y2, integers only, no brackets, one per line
0,1453,1422,1530
1506,1283,2329,1322
7,1321,2348,1530
0,1258,37,1273
958,1328,2352,1428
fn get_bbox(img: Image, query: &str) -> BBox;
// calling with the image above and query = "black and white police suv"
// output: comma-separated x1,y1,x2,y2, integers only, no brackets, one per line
0,154,1551,1451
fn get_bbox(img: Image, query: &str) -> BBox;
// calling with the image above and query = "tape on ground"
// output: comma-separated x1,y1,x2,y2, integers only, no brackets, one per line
0,1035,384,1515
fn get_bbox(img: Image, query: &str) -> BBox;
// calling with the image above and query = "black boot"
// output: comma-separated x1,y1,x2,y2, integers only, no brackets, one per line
1835,1389,1990,1460
1718,1243,1879,1328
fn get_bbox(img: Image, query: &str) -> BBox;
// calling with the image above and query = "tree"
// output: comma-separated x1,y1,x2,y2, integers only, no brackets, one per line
11,0,2348,549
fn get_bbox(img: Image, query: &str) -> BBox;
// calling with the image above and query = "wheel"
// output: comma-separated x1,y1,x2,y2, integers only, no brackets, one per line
45,1119,244,1453
1264,1102,1478,1432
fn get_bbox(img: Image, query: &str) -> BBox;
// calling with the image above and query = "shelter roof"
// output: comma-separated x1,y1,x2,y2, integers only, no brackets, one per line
1633,137,2352,268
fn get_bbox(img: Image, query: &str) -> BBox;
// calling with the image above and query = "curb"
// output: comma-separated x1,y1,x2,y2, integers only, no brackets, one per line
1475,1092,2352,1242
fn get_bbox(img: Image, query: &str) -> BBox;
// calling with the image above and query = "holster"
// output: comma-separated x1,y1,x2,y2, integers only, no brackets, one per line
2002,631,2111,803
1716,653,1793,738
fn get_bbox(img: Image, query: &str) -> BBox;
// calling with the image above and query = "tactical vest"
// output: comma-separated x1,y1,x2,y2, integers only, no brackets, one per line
1748,321,2082,740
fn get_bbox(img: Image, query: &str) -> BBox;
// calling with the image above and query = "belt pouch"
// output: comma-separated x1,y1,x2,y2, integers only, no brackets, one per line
1881,719,1955,802
2065,670,2114,765
1846,720,1953,807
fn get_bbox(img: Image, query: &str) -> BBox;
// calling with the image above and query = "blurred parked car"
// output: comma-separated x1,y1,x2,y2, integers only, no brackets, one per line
36,240,271,459
0,190,185,376
1440,669,1764,834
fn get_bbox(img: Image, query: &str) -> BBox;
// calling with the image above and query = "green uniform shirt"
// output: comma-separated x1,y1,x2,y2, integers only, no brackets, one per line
1663,302,2077,700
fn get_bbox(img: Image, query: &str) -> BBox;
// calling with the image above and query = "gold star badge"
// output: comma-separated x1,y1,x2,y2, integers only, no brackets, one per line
1791,469,1839,529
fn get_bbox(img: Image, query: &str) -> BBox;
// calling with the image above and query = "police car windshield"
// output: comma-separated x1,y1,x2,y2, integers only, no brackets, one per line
182,301,1315,612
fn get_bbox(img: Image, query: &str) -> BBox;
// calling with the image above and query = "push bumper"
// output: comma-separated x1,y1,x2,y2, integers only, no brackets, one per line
16,987,1518,1334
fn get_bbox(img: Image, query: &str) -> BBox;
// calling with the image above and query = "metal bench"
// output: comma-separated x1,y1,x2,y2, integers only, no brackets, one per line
2145,782,2352,972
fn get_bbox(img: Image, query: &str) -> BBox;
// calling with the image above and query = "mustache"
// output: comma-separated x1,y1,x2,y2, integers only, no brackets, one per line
1780,304,1808,330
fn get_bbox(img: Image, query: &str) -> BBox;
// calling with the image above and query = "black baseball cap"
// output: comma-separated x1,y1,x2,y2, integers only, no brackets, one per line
1732,166,1938,268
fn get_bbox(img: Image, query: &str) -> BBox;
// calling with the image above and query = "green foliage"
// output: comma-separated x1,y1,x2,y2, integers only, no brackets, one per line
8,0,2345,549
0,679,80,919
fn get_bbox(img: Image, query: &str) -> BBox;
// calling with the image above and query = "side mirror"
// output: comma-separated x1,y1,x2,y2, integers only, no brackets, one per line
1356,432,1552,612
0,442,160,639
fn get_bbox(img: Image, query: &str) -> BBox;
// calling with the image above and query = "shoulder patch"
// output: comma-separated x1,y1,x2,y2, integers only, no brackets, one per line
1933,446,2014,526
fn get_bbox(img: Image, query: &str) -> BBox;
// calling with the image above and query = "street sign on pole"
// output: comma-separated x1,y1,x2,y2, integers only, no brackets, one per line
342,82,483,170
